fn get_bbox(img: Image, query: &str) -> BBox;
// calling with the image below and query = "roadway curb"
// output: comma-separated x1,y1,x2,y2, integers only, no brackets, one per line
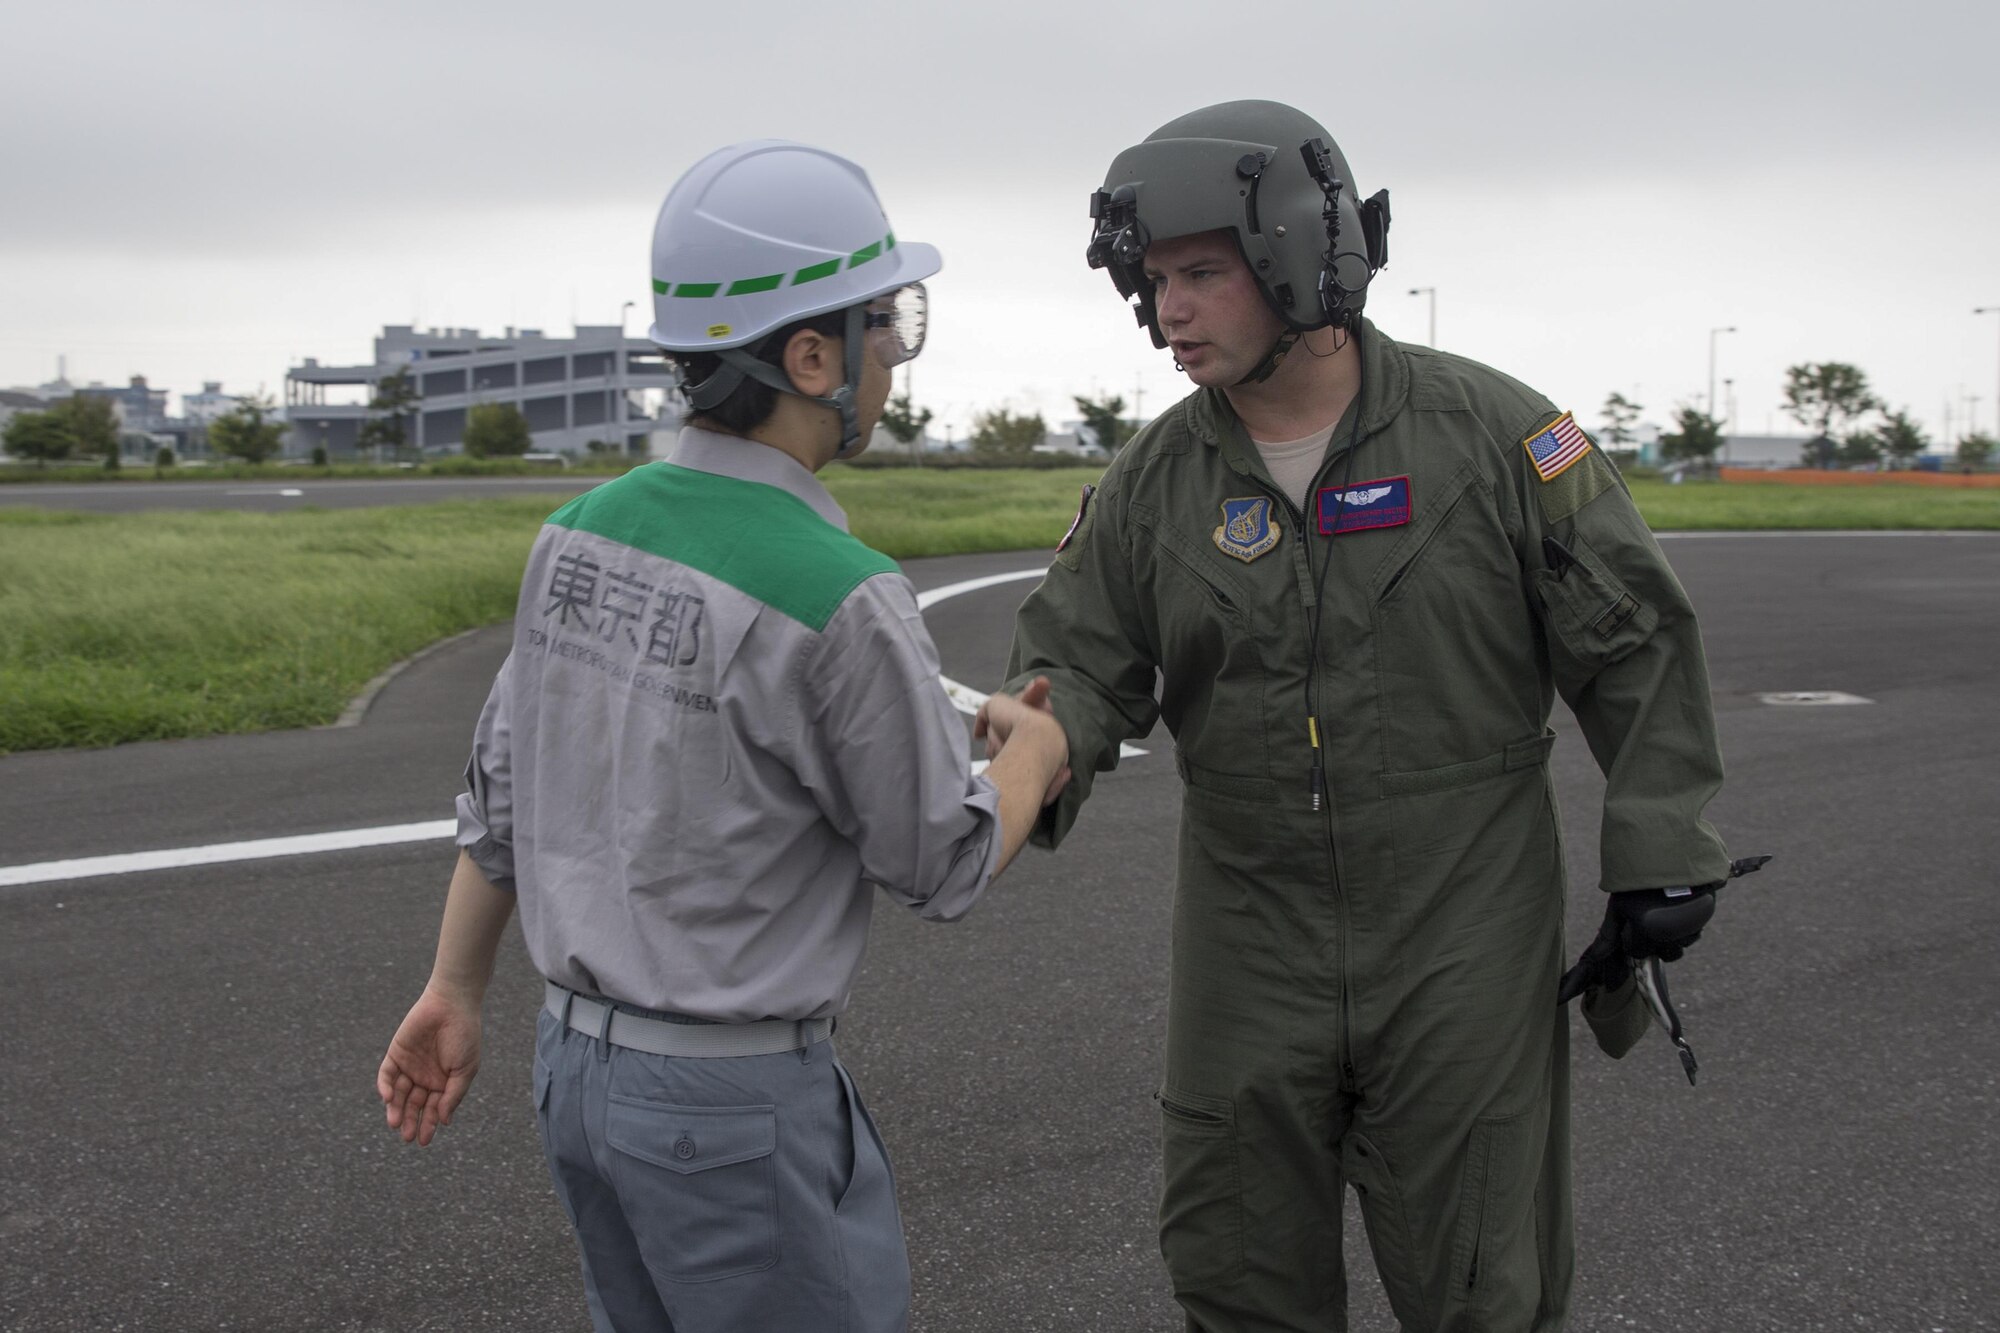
325,627,486,729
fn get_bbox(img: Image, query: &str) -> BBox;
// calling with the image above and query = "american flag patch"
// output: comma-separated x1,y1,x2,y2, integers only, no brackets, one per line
1523,412,1592,482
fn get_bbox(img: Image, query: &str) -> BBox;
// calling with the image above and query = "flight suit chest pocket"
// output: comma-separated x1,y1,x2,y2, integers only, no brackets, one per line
1370,461,1483,606
1531,530,1658,668
605,1097,779,1283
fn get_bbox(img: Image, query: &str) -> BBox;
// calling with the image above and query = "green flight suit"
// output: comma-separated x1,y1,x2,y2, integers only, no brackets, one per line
1004,320,1730,1332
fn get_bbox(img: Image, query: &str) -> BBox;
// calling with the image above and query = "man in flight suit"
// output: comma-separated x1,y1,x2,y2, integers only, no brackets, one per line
979,101,1734,1331
376,140,1069,1333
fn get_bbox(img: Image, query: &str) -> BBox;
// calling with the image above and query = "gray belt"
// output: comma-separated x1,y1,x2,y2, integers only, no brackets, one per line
544,981,833,1058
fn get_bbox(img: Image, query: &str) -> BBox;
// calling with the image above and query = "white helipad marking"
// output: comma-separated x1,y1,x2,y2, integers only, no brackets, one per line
914,567,1047,610
0,563,1148,889
0,820,456,889
922,567,1148,762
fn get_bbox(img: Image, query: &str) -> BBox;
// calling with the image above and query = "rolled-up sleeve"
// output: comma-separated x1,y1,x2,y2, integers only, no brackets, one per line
798,574,1000,922
455,652,518,892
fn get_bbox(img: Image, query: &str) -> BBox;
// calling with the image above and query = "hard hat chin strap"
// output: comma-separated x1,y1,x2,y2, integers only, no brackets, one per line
684,305,869,458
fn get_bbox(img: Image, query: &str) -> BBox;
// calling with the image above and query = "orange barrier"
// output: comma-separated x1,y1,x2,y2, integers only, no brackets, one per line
1718,467,2000,489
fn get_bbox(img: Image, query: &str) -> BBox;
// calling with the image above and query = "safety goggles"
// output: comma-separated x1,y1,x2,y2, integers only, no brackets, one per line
864,282,927,368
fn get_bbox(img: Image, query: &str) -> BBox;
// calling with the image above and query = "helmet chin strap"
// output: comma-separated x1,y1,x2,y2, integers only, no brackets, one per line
684,305,869,458
1233,330,1300,387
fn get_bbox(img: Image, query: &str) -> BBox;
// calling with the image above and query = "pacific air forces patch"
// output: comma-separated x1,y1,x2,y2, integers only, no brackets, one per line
1213,496,1280,563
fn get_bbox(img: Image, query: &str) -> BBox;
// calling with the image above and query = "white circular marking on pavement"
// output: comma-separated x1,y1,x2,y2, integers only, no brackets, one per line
1755,690,1874,706
0,563,1147,889
920,566,1148,765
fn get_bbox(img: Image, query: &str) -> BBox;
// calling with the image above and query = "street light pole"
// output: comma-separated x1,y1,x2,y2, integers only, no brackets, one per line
1708,326,1737,420
1974,307,2000,438
1408,287,1436,346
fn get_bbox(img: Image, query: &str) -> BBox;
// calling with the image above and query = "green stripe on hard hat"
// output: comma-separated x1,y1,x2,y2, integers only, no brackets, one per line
653,233,898,297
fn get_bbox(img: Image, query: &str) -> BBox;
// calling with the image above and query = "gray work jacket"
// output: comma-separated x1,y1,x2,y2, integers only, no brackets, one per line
457,428,1001,1021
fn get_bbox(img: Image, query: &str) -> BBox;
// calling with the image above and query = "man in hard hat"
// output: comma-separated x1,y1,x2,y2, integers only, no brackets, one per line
979,101,1733,1330
377,139,1070,1333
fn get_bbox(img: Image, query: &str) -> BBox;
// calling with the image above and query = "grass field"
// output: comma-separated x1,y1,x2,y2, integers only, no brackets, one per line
2,469,1996,753
0,500,557,753
1627,479,2000,529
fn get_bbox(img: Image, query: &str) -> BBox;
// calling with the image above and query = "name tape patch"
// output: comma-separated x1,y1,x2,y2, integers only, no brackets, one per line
1316,475,1412,535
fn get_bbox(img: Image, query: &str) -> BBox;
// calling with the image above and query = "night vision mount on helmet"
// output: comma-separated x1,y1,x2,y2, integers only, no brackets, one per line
1086,101,1391,353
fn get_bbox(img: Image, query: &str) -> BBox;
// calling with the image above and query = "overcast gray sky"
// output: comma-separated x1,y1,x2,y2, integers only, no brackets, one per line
5,0,1998,444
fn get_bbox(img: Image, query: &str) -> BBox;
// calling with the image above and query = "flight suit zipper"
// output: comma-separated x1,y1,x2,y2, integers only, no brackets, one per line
1254,475,1361,1095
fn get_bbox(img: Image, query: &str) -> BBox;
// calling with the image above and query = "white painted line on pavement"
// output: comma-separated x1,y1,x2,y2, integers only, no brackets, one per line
924,567,1149,764
0,820,456,889
1,561,1145,890
914,566,1047,610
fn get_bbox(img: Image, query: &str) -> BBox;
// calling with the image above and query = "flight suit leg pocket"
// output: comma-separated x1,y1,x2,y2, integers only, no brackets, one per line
1447,1109,1541,1330
605,1096,779,1283
1156,1087,1242,1291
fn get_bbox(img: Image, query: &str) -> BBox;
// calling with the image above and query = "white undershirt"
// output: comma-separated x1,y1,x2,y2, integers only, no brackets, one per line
1250,423,1338,512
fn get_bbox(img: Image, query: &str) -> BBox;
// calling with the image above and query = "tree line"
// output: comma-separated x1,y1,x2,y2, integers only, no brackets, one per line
1602,363,1995,472
875,391,1135,462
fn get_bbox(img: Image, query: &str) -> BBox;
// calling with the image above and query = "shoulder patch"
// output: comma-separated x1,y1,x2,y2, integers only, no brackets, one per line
1522,411,1592,482
1053,482,1099,571
1056,483,1095,553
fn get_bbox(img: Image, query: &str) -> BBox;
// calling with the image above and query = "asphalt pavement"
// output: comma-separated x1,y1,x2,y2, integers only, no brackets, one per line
2,535,1997,1332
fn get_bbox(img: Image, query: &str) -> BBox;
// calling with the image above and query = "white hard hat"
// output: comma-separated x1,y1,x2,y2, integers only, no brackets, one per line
648,140,941,352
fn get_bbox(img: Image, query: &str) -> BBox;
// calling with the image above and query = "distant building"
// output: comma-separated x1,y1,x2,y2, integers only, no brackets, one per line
73,375,169,432
1717,434,1815,468
1061,414,1149,455
286,325,682,458
1033,430,1105,460
181,382,242,424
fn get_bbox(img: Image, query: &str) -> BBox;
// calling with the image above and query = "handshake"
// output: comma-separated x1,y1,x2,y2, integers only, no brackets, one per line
973,675,1073,811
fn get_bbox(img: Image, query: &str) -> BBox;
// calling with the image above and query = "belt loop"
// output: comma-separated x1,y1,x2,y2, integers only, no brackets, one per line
797,1019,810,1064
596,999,614,1061
558,987,575,1044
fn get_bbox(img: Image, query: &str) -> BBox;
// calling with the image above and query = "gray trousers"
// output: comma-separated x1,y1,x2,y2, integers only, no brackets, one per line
532,1008,910,1332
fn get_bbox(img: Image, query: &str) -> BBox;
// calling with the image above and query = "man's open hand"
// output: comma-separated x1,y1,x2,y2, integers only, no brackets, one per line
376,984,483,1147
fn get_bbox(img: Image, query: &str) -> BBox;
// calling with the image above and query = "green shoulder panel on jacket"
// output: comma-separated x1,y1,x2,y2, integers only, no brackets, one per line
547,463,898,632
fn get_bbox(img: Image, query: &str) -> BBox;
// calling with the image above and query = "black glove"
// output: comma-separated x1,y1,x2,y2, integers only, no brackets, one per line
1556,884,1718,1005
